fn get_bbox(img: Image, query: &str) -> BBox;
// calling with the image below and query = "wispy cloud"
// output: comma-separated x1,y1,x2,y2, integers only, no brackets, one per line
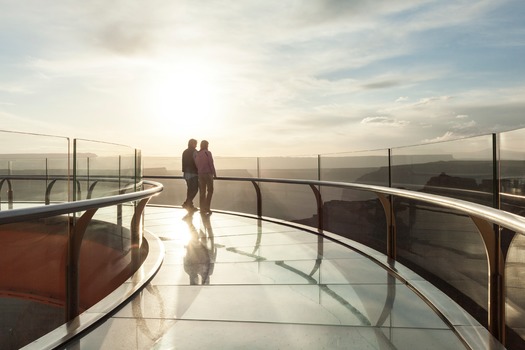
361,116,410,127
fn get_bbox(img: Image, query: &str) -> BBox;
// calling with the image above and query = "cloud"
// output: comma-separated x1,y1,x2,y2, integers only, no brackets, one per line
414,96,452,106
361,116,409,127
454,120,477,129
292,0,423,25
422,131,457,143
361,80,402,90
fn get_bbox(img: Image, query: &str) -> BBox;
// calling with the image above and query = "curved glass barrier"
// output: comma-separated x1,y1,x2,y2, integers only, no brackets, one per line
0,131,69,209
394,199,489,323
321,186,388,255
0,215,68,348
259,156,319,180
73,139,139,200
320,149,390,185
0,131,157,348
391,135,495,206
500,127,525,345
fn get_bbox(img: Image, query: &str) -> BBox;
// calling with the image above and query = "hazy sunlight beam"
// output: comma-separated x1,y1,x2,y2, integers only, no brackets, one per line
145,63,222,136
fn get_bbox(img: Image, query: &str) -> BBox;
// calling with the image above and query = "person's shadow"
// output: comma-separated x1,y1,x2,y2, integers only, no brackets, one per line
182,212,216,285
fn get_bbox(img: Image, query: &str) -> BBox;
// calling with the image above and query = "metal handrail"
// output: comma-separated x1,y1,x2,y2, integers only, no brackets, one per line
149,173,525,233
0,180,161,224
0,175,142,209
208,176,525,234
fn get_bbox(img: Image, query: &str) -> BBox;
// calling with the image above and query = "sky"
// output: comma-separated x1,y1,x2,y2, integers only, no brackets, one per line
1,0,524,157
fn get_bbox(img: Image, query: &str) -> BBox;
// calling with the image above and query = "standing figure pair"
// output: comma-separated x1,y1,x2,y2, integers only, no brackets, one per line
182,139,217,214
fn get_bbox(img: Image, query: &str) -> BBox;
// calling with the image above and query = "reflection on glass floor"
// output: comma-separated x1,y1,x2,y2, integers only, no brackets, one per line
59,207,504,349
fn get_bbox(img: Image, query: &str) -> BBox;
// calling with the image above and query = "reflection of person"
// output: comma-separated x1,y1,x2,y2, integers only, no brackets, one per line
195,140,216,215
182,138,198,212
183,215,216,285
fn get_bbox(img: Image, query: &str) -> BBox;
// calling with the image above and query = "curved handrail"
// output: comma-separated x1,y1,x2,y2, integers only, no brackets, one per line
149,173,525,234
213,176,525,234
0,180,163,225
1,175,144,208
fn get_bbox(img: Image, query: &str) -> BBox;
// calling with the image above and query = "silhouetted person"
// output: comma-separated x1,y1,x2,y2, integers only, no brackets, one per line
182,138,198,212
195,140,216,215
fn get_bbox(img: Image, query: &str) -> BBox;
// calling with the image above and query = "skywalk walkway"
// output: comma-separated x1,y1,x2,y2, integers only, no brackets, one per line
40,206,503,349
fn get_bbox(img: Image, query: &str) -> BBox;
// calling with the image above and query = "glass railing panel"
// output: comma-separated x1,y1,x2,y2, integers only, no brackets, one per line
220,152,318,221
391,135,494,206
143,155,259,210
78,202,135,311
211,157,259,214
135,149,142,192
45,156,70,204
213,180,257,215
142,156,181,206
394,198,488,327
143,156,258,178
0,131,69,208
259,183,317,224
321,186,387,254
6,158,48,206
500,128,525,215
147,177,185,207
143,156,181,177
119,150,139,192
259,156,319,180
504,229,525,348
0,216,69,348
215,157,258,178
74,139,137,199
320,149,389,186
499,128,525,348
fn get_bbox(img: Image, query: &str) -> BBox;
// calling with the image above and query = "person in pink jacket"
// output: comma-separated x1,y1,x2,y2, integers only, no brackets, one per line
195,140,217,214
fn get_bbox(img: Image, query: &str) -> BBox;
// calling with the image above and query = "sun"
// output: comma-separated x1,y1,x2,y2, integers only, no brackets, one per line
145,62,222,135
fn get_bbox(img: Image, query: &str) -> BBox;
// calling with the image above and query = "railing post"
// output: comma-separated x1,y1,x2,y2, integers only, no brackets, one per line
66,208,98,321
8,181,13,209
309,184,323,232
388,148,392,188
117,156,123,229
492,133,500,210
131,197,151,270
251,181,262,218
470,216,506,345
376,193,396,259
87,181,98,199
45,179,58,205
317,154,321,182
0,179,13,210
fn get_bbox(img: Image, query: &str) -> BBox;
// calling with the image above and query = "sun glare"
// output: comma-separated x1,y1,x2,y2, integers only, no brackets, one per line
146,63,221,135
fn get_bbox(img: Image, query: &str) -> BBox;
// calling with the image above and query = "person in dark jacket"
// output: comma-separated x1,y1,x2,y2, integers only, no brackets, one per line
182,138,198,211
